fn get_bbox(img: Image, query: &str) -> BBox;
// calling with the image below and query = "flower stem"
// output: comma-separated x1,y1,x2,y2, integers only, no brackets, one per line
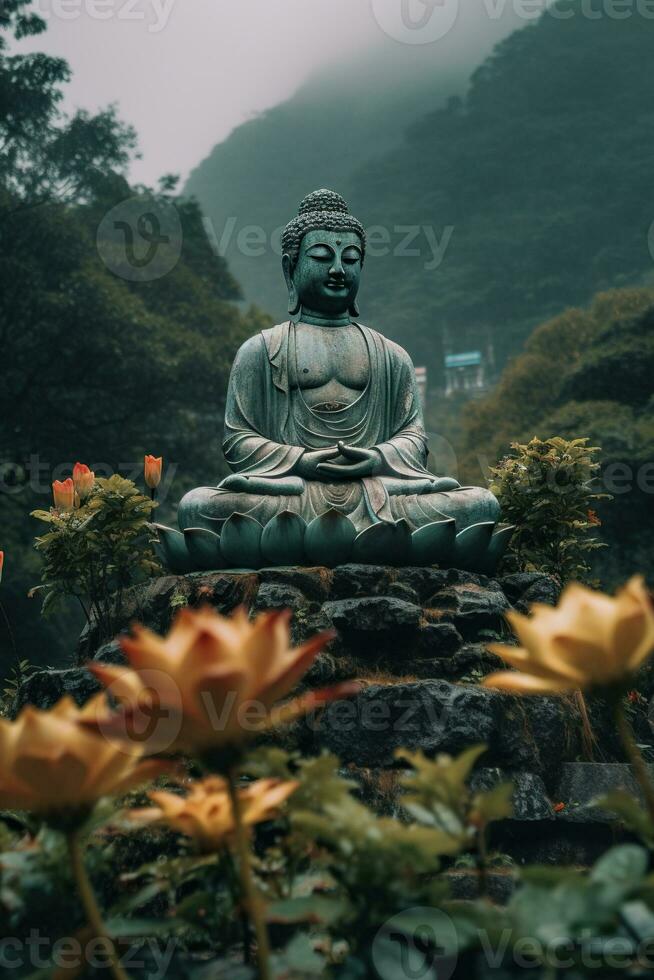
227,769,272,980
613,700,654,823
66,831,130,980
476,824,489,900
0,599,17,660
574,690,597,762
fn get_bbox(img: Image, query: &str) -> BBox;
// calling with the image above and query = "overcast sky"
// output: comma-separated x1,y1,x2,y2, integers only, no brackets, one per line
15,0,547,186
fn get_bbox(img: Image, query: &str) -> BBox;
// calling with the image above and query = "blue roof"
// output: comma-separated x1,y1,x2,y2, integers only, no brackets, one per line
445,351,482,369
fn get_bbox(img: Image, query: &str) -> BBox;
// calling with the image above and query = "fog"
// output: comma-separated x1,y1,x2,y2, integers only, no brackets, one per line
15,0,548,185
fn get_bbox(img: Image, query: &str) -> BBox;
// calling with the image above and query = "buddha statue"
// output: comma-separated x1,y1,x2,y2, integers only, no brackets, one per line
157,190,512,573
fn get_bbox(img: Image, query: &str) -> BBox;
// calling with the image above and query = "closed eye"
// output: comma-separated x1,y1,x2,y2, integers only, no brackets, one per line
342,247,362,265
306,245,334,261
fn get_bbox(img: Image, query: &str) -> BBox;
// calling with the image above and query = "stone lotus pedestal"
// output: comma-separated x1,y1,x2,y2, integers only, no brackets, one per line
154,510,515,578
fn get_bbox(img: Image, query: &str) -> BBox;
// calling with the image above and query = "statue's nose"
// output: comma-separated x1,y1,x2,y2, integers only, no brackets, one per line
329,257,345,278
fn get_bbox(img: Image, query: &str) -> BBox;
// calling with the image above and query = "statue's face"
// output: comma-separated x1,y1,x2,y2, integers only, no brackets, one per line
290,229,363,315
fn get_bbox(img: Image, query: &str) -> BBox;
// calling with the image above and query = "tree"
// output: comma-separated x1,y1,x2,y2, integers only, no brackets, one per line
459,287,654,587
0,2,269,669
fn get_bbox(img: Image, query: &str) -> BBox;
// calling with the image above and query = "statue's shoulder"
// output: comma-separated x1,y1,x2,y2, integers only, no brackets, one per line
356,322,414,369
261,321,290,361
234,323,288,364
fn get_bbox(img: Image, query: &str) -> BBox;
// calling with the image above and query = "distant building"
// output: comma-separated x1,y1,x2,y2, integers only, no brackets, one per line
442,325,496,398
444,350,487,396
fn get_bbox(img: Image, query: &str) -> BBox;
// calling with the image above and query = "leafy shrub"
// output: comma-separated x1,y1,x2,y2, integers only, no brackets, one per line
30,474,161,643
488,436,609,581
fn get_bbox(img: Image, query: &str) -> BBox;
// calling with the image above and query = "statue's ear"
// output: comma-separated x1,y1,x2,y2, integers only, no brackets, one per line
282,253,301,316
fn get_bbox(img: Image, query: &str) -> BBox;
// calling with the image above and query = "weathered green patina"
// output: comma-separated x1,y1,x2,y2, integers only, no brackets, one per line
158,190,512,572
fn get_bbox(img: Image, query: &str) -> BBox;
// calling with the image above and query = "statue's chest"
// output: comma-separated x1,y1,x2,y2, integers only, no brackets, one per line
291,326,369,391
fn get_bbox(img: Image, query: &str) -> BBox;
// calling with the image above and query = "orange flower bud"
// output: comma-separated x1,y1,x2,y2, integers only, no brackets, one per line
553,802,566,813
52,478,75,512
144,455,162,490
73,462,95,499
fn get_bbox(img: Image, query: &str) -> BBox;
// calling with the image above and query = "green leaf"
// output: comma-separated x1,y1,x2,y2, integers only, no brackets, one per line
590,844,649,889
30,510,53,522
279,933,325,976
473,781,514,824
267,895,348,926
597,791,654,846
104,916,184,938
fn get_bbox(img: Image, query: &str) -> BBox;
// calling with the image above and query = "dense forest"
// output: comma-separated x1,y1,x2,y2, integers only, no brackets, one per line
454,286,654,587
0,1,268,664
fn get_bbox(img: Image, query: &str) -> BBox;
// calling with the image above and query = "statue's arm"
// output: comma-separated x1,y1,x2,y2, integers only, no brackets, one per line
373,347,431,477
222,335,305,478
374,347,460,488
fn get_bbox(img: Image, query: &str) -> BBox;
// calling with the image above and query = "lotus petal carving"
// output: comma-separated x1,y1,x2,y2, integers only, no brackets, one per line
477,524,516,576
453,522,496,572
260,511,307,566
183,527,226,571
220,513,263,569
390,519,413,566
410,519,456,567
304,509,356,567
153,524,194,575
352,522,396,565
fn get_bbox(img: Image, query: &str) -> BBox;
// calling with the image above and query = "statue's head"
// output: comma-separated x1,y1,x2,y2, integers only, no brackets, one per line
282,189,366,318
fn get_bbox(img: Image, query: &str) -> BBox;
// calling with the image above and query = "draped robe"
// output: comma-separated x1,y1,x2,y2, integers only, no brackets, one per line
208,321,468,530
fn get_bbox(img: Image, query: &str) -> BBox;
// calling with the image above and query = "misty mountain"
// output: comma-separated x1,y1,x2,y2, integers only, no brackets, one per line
184,9,525,322
187,2,654,383
348,1,654,377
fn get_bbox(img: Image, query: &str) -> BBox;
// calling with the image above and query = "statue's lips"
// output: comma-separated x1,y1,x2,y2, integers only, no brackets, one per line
324,280,347,291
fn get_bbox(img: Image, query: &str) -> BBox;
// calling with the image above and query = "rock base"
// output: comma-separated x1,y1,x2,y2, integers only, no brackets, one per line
13,565,654,869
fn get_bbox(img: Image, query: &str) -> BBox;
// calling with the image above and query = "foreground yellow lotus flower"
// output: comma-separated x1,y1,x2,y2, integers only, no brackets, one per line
484,576,654,695
87,605,356,757
130,776,298,853
0,696,170,821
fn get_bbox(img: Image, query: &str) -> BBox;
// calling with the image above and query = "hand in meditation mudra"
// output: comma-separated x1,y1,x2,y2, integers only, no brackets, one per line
158,190,512,573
